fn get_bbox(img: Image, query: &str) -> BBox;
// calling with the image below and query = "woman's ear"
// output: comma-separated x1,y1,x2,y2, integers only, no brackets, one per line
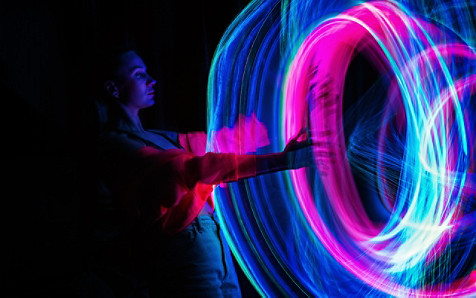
104,80,119,98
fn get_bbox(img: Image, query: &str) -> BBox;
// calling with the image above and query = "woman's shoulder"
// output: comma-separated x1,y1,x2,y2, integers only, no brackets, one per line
146,129,179,141
100,130,147,155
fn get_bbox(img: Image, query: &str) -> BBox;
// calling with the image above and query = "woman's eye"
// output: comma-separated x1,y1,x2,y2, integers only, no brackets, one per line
135,72,146,79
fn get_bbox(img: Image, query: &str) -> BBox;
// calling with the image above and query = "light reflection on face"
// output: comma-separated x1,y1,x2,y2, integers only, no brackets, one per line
115,51,157,112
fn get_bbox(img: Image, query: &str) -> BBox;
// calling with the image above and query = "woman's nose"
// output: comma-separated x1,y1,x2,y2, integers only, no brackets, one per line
147,74,156,86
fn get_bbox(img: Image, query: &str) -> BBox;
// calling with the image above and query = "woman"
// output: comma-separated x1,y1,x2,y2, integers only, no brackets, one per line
90,49,312,297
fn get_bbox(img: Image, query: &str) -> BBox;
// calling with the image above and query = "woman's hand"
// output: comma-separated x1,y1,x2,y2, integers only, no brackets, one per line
283,128,314,169
284,128,311,152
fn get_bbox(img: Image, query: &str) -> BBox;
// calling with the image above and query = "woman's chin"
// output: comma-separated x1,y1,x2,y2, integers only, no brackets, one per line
144,99,155,107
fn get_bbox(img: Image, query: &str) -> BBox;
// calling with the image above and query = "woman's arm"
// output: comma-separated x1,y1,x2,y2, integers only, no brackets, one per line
182,129,313,187
135,130,312,206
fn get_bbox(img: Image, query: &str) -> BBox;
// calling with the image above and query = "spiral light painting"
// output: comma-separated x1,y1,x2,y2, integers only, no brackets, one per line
207,0,476,296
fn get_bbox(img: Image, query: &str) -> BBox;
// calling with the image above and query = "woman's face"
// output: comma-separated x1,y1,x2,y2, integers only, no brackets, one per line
114,51,156,111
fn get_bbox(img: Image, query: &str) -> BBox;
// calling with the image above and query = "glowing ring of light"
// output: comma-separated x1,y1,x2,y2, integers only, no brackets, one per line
284,1,474,296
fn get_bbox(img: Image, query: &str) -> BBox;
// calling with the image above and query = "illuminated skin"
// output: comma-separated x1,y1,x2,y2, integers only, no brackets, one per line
104,50,157,125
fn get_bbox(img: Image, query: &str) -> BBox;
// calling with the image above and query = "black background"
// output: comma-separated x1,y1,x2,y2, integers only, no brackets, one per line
1,0,260,296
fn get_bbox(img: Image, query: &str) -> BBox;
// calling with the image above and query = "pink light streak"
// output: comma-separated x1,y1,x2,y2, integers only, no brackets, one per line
284,1,476,296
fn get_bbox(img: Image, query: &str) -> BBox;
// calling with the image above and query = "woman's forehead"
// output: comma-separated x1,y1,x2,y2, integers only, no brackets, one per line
118,51,146,74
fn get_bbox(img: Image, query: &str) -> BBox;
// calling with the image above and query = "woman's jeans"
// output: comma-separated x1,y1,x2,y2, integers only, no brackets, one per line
148,213,241,297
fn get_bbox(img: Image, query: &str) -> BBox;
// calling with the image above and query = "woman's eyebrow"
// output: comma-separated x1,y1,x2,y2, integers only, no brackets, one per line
130,65,146,72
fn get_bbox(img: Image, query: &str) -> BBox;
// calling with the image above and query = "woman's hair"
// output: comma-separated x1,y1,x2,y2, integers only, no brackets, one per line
95,46,138,94
90,45,139,135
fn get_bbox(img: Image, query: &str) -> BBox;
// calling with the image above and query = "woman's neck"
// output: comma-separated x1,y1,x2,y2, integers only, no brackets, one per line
119,102,143,131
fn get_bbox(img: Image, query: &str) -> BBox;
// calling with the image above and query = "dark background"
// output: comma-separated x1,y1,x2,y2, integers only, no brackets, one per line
0,0,259,296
